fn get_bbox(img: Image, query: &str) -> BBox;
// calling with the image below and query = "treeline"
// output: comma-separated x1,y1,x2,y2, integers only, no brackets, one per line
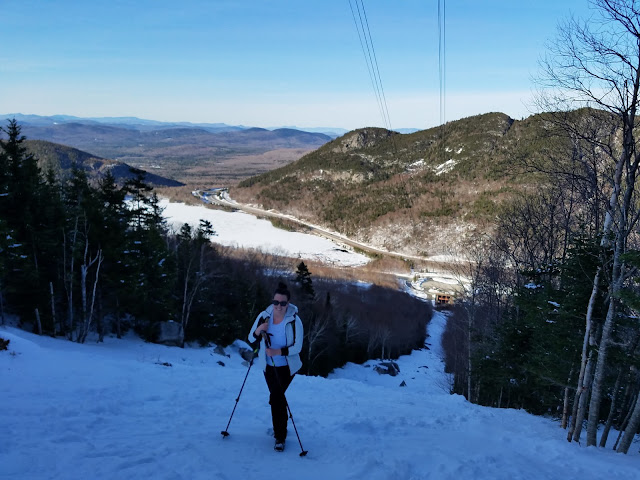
443,125,640,452
443,114,640,453
442,1,640,455
0,119,431,376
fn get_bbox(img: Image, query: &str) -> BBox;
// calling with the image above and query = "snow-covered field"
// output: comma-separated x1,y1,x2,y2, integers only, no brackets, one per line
1,312,637,480
2,199,638,479
160,199,370,267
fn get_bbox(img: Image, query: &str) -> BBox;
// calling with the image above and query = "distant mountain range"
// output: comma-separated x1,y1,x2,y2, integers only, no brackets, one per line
0,113,418,138
0,113,352,137
0,114,336,185
0,113,422,194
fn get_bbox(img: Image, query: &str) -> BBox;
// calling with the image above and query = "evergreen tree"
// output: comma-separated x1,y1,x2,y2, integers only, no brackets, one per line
122,173,175,338
0,134,8,197
175,220,216,339
471,237,607,413
95,170,129,338
0,119,47,323
0,214,7,324
0,143,8,323
295,261,315,300
1,120,42,238
36,166,67,335
60,165,101,339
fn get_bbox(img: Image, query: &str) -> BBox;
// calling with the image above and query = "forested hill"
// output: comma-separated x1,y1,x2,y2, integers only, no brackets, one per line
25,140,184,187
232,111,574,255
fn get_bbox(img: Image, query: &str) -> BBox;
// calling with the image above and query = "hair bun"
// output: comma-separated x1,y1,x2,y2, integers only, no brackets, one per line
274,282,291,301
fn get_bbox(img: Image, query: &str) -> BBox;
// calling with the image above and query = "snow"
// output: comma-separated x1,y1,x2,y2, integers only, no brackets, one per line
160,199,370,267
434,159,457,175
1,311,637,480
406,273,468,301
1,198,638,478
407,159,425,172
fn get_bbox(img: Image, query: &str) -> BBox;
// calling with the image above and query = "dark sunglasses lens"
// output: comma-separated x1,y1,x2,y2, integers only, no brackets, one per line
272,300,287,306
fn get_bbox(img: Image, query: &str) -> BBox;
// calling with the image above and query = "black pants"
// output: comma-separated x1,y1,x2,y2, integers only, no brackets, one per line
264,365,294,442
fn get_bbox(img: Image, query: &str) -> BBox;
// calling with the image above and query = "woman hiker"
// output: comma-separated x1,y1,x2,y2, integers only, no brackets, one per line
248,282,304,452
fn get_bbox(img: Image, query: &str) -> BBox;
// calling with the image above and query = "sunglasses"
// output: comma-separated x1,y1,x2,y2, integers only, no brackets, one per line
272,300,288,307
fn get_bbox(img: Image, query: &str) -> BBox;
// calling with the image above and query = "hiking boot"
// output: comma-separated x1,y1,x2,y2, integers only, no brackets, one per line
274,439,285,452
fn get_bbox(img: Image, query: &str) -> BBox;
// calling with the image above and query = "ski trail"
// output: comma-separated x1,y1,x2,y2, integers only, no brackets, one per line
425,310,447,370
327,308,452,396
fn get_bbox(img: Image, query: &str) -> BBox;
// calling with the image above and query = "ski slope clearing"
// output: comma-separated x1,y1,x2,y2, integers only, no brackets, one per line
160,199,370,267
1,312,637,480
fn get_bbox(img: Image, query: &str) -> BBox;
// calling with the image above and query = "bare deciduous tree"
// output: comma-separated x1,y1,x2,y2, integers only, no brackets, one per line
63,217,79,340
77,244,103,344
537,0,640,449
305,314,331,371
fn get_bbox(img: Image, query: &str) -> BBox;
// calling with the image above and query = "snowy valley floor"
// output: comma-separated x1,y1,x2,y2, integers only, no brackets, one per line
1,312,638,480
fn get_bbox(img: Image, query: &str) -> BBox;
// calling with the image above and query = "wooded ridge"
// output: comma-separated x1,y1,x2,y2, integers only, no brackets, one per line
24,139,184,187
232,111,578,256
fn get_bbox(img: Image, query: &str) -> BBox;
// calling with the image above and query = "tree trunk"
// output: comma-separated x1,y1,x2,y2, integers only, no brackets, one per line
96,292,103,343
568,265,599,440
49,281,57,336
180,261,191,329
467,310,472,402
616,387,640,454
115,298,122,339
87,251,103,342
562,366,574,430
572,350,595,442
0,286,4,325
78,262,88,342
64,220,78,341
599,366,623,447
35,308,42,335
613,392,636,451
586,297,616,445
77,248,102,344
587,224,629,445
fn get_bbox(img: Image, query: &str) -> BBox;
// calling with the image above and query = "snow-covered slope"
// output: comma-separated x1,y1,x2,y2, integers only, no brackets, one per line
160,199,370,267
1,312,637,480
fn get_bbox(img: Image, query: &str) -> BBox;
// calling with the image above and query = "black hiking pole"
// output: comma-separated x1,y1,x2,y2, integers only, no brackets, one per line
221,347,258,437
263,332,308,457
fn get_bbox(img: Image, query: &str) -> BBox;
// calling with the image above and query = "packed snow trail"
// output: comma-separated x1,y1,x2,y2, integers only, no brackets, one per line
1,312,637,480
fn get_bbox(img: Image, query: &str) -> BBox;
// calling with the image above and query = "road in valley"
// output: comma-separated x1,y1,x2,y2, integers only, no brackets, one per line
192,189,468,303
193,189,437,266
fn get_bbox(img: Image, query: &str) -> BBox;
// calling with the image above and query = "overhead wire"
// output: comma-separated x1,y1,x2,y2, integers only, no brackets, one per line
438,0,446,164
348,0,393,133
348,0,445,141
358,1,393,132
348,1,382,125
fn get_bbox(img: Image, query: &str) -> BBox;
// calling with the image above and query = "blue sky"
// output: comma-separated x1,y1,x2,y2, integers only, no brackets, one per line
0,1,592,130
